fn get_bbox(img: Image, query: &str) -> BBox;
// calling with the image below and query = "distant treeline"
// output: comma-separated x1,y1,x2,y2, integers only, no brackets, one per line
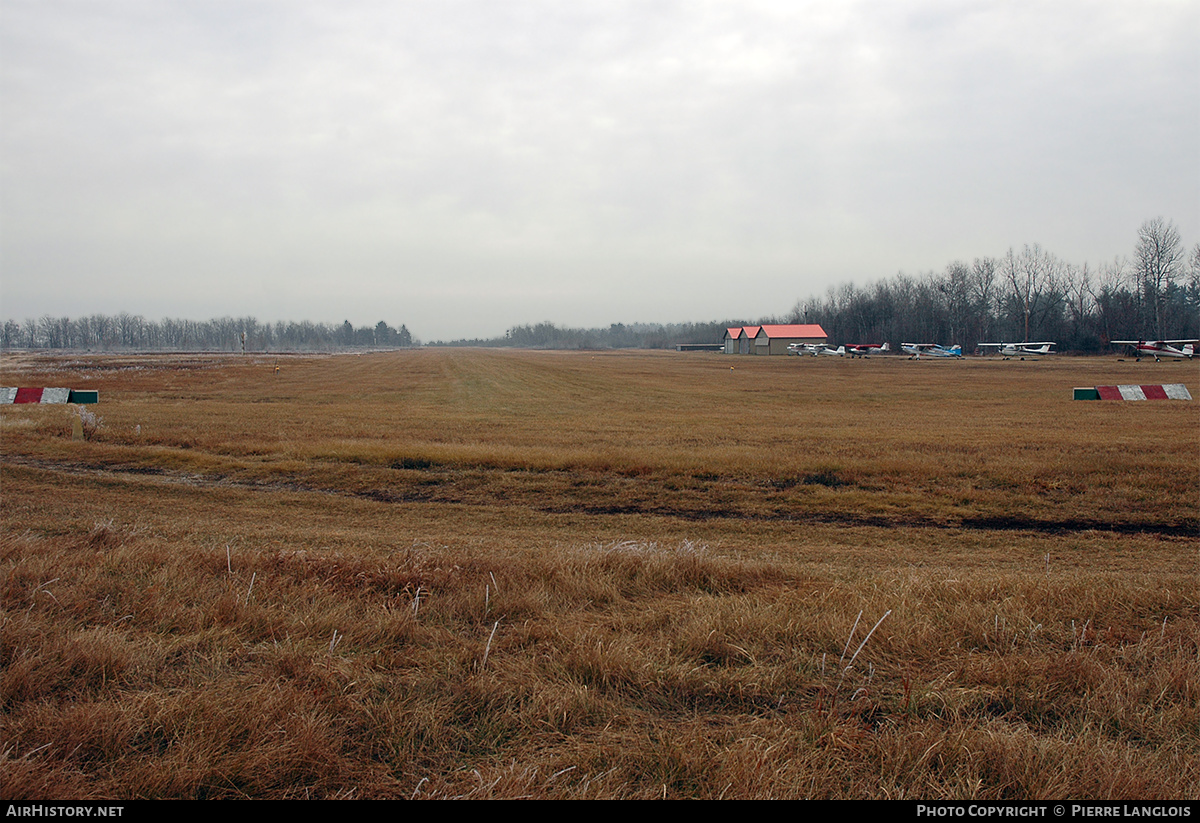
6,219,1195,354
436,218,1200,353
790,218,1199,353
431,320,734,350
1,315,416,352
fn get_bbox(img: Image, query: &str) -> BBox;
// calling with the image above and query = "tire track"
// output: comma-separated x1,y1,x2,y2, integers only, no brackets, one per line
4,454,1193,538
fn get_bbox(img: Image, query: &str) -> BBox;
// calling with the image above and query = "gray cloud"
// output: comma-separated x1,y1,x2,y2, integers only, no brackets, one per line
2,0,1196,339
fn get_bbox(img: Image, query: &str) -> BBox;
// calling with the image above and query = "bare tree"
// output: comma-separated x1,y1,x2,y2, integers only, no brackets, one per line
1000,244,1061,342
939,262,973,348
969,257,999,345
1062,262,1097,349
1135,217,1184,339
1184,243,1200,338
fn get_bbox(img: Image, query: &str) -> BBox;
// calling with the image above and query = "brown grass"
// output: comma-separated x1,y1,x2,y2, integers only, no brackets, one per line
1,349,1197,798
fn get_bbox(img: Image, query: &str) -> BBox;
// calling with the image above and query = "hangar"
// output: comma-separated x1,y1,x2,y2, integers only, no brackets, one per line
724,326,761,355
721,324,826,355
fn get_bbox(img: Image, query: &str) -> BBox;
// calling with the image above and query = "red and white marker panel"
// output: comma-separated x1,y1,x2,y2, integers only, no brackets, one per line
1095,384,1192,401
2,387,72,404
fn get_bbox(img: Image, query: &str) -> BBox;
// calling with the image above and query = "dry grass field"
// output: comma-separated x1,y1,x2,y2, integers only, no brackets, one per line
2,348,1197,799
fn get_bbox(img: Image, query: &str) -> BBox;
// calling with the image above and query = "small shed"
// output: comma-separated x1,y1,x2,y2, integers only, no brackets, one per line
739,326,761,355
723,327,743,354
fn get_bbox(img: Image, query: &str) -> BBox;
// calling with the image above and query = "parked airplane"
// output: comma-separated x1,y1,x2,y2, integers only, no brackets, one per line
978,342,1056,359
844,343,890,358
1109,339,1198,361
902,343,962,359
786,343,845,356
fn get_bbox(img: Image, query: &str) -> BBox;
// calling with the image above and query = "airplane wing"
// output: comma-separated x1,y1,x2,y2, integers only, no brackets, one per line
979,342,1053,347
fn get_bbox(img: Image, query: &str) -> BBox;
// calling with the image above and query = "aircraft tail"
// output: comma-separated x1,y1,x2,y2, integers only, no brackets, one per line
879,342,889,352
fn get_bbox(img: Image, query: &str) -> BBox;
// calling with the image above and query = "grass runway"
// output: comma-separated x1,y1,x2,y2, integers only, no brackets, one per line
2,349,1197,798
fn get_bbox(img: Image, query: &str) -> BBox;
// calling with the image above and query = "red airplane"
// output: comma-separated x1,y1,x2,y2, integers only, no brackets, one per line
1109,340,1198,361
843,343,890,358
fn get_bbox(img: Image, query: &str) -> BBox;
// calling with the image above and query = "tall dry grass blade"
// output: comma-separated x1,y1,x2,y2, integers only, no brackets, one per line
841,610,863,665
482,620,500,669
845,610,892,673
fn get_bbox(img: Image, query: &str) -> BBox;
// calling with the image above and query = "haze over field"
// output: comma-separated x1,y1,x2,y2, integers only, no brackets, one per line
2,1,1196,340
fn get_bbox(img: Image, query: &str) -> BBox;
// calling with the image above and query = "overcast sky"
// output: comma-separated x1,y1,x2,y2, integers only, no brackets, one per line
2,1,1196,341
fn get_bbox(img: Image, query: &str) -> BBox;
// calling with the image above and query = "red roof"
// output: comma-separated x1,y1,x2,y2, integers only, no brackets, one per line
756,324,827,338
743,325,761,337
725,327,743,339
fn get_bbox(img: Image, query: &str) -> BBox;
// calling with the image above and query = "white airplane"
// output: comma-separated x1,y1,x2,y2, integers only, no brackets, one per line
844,343,889,358
1109,339,1198,361
786,343,844,356
978,341,1056,359
902,343,962,359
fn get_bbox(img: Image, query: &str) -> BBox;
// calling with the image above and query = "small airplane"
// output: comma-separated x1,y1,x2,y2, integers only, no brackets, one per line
902,343,962,359
978,341,1056,359
786,343,845,356
844,343,890,358
1109,339,1198,361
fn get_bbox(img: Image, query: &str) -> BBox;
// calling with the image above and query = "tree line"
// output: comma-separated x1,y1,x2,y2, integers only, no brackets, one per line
430,320,733,349
1,315,415,352
437,217,1199,352
788,218,1199,352
4,218,1194,353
